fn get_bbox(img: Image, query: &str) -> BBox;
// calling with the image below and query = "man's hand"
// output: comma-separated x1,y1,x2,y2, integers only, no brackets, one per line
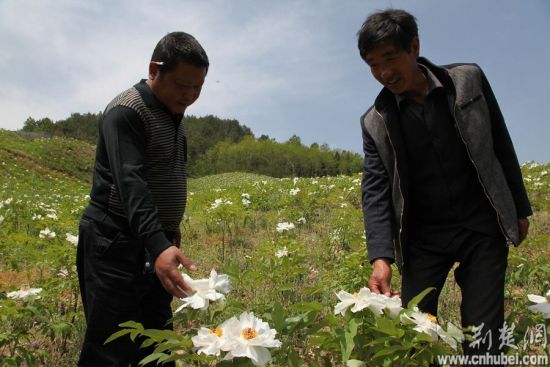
518,217,529,244
368,258,398,297
155,245,196,298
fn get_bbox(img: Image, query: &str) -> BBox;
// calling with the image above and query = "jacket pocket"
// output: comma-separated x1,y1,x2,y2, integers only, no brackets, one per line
92,220,137,261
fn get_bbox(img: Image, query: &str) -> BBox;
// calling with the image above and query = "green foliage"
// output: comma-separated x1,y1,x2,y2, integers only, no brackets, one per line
0,130,95,183
185,115,253,163
192,136,362,177
16,111,363,178
0,136,549,366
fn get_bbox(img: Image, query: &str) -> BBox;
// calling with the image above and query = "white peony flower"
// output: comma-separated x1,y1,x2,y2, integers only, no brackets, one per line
401,308,440,340
220,312,282,366
351,288,387,314
175,269,231,312
438,322,465,351
334,287,402,317
192,327,225,356
527,290,550,319
242,194,251,206
39,228,56,239
289,188,300,196
297,217,306,224
275,247,288,258
66,233,78,246
334,290,359,316
275,222,295,233
7,287,43,300
210,198,233,210
57,268,69,278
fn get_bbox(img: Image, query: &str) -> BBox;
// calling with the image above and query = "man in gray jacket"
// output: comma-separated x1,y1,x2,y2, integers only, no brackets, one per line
357,9,531,361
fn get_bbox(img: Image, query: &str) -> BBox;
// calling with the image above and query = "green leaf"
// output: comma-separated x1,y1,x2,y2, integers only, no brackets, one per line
104,329,132,344
338,319,359,362
271,302,286,332
413,332,434,343
346,360,366,367
119,320,144,330
372,345,408,359
288,350,304,367
138,352,168,366
141,328,175,342
290,301,324,312
140,338,156,348
374,317,404,337
406,288,435,309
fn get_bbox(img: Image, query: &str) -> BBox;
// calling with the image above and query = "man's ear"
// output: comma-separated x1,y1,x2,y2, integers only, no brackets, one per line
148,62,160,80
410,37,420,58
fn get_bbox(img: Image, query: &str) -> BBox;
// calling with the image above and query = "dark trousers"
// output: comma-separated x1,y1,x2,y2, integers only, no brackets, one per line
401,228,509,364
76,213,176,367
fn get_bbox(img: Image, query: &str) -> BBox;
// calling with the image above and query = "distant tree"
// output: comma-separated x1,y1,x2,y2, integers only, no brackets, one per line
259,134,271,141
35,118,55,132
185,115,254,175
287,135,302,146
54,112,101,143
22,117,38,131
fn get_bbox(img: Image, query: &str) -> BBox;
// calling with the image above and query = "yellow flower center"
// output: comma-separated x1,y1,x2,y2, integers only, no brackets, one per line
241,327,258,340
210,328,223,337
426,313,437,323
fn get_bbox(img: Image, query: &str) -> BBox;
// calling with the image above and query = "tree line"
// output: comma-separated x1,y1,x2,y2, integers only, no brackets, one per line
21,113,362,177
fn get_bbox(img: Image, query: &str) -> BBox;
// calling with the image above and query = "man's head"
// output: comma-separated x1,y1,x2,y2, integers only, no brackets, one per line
357,9,423,96
147,32,209,114
357,9,418,61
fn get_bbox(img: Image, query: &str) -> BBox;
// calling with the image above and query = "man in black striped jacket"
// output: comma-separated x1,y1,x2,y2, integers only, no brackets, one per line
77,32,208,366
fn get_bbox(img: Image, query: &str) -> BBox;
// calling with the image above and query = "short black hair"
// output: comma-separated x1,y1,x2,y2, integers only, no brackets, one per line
151,32,209,73
357,9,418,61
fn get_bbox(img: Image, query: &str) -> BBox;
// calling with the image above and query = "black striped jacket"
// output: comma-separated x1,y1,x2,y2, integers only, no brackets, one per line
86,80,187,261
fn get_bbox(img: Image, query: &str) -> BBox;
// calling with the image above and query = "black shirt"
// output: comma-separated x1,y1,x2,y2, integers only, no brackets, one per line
396,65,501,245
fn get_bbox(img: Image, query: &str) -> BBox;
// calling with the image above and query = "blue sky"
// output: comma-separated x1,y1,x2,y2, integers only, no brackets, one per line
1,0,548,163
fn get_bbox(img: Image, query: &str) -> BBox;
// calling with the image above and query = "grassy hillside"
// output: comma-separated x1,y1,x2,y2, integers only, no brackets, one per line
0,135,548,366
0,130,95,183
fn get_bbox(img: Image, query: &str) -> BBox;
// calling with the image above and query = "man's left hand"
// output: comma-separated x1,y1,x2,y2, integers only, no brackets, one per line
518,217,529,244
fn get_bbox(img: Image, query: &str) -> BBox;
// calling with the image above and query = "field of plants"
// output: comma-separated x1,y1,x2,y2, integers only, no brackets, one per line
0,130,548,366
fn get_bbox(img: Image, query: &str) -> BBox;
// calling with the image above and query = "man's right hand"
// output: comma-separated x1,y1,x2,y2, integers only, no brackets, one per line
154,245,196,298
368,258,397,297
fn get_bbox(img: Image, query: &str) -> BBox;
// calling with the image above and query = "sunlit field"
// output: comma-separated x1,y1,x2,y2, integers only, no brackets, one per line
1,130,548,366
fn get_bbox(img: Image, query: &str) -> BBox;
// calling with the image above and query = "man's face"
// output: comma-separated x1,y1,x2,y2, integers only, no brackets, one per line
148,61,207,114
364,39,420,95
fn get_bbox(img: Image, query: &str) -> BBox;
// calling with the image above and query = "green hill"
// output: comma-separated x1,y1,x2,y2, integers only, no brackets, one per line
0,129,95,183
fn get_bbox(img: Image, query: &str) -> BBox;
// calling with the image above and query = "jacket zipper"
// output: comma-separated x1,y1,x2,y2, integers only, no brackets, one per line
452,105,513,246
375,109,405,268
